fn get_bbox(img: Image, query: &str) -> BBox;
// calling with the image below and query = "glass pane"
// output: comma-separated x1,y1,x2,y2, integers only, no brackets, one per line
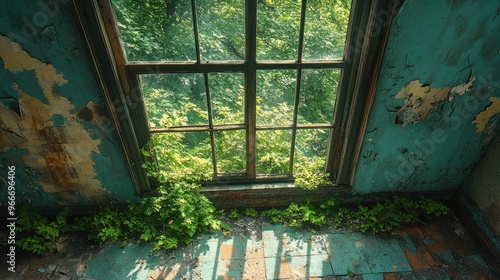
141,73,208,128
112,0,196,61
298,69,340,124
210,73,245,125
303,0,352,60
294,129,330,174
256,130,291,175
152,132,213,181
257,70,296,126
215,130,246,174
257,0,301,60
197,0,245,61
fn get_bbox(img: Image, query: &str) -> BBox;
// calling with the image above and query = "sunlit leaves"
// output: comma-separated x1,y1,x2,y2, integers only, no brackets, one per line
120,0,351,181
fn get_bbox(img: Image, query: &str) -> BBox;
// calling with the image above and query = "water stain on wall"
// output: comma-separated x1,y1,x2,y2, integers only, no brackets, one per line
0,35,110,202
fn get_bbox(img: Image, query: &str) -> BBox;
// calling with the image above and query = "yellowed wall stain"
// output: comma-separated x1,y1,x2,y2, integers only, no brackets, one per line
0,35,110,202
472,97,500,133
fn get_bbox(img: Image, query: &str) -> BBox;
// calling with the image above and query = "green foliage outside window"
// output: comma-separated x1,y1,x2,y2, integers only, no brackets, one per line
113,0,353,185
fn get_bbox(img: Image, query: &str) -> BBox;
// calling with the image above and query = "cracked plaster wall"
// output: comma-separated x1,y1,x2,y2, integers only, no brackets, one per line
353,0,500,194
0,1,139,206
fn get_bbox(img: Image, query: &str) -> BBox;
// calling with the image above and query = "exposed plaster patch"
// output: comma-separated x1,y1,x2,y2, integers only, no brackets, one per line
395,80,451,123
0,35,110,202
451,76,476,95
396,77,477,124
472,97,500,133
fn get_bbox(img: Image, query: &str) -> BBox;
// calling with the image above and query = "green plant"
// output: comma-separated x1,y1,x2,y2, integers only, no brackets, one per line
332,196,450,234
15,205,70,255
78,182,227,251
262,198,328,228
294,157,333,190
245,208,259,218
261,196,449,235
229,209,241,219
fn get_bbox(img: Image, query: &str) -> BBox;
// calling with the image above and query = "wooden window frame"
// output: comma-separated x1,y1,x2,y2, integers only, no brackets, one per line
72,0,400,195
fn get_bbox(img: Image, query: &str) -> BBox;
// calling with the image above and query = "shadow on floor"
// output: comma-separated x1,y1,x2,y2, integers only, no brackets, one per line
1,212,497,279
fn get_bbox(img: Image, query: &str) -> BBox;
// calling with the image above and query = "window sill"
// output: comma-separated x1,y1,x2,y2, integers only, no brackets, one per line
203,182,351,209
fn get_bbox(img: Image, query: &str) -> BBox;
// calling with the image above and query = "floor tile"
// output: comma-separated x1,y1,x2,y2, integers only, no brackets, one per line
325,233,373,275
219,235,264,260
216,258,267,279
360,235,412,273
263,224,327,257
265,254,333,279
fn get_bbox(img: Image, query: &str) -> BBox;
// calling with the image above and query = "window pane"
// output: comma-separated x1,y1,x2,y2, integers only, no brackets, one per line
197,0,244,61
215,130,246,174
298,69,340,124
257,0,301,60
112,0,196,61
256,70,296,126
294,129,330,174
152,132,213,181
210,73,245,125
303,0,352,60
256,130,292,175
141,73,208,128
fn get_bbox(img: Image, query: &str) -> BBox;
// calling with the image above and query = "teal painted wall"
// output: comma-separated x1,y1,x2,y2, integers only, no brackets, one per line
353,0,500,194
0,1,139,206
0,0,499,206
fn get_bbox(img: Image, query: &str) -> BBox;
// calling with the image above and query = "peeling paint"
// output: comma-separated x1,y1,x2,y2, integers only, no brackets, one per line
451,76,476,95
472,97,500,133
396,77,479,124
395,80,451,123
77,101,108,126
0,35,110,202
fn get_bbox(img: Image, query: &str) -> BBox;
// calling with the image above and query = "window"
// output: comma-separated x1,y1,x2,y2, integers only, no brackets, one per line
73,0,398,193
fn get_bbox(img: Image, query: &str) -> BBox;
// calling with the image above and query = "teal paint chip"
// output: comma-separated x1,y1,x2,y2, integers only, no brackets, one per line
50,113,65,126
